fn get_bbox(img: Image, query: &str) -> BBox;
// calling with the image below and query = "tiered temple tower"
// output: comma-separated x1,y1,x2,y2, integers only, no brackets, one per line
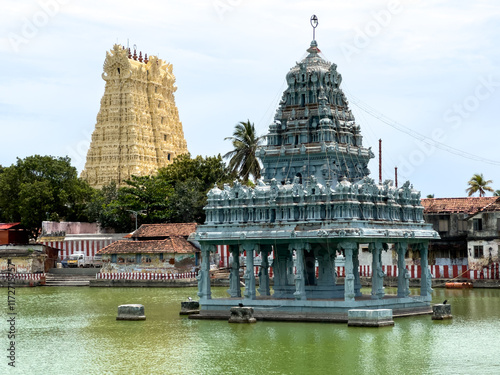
194,29,438,320
81,44,188,188
259,40,373,186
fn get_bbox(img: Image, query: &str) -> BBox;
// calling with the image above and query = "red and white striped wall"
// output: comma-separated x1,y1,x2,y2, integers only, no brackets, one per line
96,272,197,280
217,244,275,268
255,263,500,280
0,273,45,281
40,239,116,260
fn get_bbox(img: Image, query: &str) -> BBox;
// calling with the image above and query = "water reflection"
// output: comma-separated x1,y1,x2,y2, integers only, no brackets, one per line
8,286,500,374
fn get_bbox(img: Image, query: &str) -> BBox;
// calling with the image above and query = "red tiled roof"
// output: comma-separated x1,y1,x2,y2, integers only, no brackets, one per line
0,223,22,230
97,237,199,255
421,197,498,214
474,197,500,214
132,223,197,238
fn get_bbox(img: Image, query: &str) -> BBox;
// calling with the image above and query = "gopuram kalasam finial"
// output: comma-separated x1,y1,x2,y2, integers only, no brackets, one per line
310,14,318,41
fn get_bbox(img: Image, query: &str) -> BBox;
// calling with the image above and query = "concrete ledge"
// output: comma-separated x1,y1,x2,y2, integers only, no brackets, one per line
117,304,146,320
180,301,200,315
49,268,100,276
347,309,394,327
432,304,452,320
228,306,257,323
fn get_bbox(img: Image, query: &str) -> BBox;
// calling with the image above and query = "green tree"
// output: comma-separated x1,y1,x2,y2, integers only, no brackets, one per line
87,154,233,230
159,153,233,223
495,190,500,197
86,181,135,232
426,194,435,198
223,120,264,182
0,155,93,239
466,173,494,197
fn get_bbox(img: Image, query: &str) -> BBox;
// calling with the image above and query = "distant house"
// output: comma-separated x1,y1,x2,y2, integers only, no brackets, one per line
421,197,499,267
0,223,58,273
0,223,30,245
0,244,59,273
97,223,200,273
466,198,500,270
37,221,128,262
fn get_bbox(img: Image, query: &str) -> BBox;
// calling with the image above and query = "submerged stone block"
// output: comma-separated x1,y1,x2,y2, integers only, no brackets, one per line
348,309,394,327
117,304,146,320
432,304,452,320
180,301,200,315
228,306,257,323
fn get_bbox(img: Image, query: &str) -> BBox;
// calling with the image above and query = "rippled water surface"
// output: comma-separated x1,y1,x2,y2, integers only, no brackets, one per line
3,286,500,374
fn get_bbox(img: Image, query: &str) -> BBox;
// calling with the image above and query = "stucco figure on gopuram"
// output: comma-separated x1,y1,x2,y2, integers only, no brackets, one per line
194,17,438,321
81,45,188,189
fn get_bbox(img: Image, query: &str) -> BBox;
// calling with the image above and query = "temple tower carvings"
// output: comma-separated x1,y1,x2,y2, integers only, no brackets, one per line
81,44,188,188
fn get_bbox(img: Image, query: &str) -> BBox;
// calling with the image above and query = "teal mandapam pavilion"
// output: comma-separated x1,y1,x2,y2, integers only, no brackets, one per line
194,31,438,321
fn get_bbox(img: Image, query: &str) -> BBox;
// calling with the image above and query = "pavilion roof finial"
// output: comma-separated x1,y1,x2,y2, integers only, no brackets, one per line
310,15,318,41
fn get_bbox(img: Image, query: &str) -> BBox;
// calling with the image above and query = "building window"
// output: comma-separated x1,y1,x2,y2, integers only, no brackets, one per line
164,134,167,141
474,245,484,258
473,218,483,231
497,218,500,232
438,219,449,232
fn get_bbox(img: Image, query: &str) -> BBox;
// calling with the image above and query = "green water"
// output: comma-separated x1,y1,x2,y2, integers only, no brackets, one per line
2,286,500,375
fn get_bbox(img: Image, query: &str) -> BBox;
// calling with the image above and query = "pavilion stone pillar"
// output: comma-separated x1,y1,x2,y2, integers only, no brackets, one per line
353,246,362,297
227,244,241,298
257,245,271,296
272,244,291,298
241,243,258,300
396,242,410,298
370,242,385,300
340,241,357,302
196,243,215,300
291,242,309,300
317,246,336,286
419,242,433,300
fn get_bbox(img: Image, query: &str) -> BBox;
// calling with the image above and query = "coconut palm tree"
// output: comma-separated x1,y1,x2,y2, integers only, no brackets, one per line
466,173,494,197
223,120,264,183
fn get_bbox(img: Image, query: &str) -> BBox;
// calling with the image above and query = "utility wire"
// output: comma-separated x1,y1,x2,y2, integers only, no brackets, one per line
345,91,500,166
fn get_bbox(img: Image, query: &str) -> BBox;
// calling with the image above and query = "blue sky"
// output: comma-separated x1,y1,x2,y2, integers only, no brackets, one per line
1,0,499,198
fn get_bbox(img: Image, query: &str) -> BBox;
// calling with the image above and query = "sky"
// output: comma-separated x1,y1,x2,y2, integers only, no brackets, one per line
0,0,499,198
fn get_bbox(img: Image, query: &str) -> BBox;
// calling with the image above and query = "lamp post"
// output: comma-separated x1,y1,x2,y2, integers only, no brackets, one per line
127,210,146,231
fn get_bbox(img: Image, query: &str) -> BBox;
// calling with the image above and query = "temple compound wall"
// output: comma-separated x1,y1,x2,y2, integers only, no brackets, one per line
81,45,188,188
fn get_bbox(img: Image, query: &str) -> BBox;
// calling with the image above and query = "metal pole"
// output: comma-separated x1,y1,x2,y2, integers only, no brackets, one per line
379,139,382,185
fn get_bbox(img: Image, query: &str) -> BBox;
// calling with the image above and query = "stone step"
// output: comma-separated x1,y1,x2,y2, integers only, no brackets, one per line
45,281,90,286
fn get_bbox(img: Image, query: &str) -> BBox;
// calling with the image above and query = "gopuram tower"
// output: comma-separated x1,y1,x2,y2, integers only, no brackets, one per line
81,44,188,189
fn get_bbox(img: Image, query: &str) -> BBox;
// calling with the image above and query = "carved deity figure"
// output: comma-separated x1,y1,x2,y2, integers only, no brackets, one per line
404,269,411,296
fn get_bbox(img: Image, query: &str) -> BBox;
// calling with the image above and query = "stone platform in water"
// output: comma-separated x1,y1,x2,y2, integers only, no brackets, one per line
228,306,257,323
347,309,394,327
190,300,431,323
116,304,146,320
432,304,452,320
180,301,200,315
